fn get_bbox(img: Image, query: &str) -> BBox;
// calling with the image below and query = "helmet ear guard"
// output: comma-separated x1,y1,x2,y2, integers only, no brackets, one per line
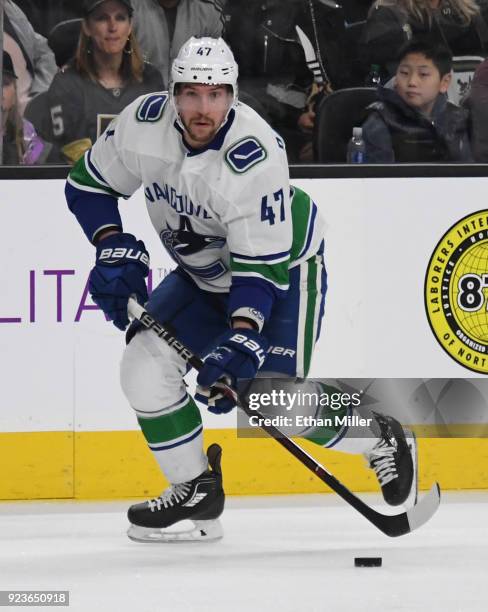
170,37,239,126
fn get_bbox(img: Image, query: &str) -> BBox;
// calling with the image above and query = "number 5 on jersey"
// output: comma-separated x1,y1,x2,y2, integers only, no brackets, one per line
261,188,285,225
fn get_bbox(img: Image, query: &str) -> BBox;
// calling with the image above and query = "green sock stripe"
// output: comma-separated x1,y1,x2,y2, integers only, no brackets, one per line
137,397,202,445
302,390,349,447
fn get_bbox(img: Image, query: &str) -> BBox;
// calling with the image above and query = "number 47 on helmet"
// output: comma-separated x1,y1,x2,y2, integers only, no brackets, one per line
169,36,239,129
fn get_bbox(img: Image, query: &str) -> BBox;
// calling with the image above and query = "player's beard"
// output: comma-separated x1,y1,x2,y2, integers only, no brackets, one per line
184,115,219,146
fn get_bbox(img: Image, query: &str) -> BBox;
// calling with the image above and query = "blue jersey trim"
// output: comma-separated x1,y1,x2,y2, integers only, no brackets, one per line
65,182,122,243
229,277,286,321
86,149,110,187
230,249,290,262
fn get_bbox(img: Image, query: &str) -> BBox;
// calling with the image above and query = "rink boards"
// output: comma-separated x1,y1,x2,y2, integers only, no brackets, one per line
1,176,488,499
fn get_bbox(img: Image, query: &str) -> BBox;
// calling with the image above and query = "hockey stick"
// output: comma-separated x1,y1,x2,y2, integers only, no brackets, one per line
295,0,340,90
127,298,440,537
295,25,328,87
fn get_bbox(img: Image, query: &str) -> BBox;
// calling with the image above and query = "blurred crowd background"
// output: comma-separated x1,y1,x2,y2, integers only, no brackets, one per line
2,0,488,165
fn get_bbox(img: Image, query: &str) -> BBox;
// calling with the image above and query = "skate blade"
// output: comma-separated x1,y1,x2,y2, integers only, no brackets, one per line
127,519,223,543
403,429,418,509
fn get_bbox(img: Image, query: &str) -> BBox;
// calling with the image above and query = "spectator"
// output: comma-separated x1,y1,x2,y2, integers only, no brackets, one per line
464,58,488,160
360,0,488,81
224,0,348,161
361,40,472,162
3,1,58,113
131,0,225,87
1,51,57,165
14,1,85,38
45,0,164,163
11,1,44,35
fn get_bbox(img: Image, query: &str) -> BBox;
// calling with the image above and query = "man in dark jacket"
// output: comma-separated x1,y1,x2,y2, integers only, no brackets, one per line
464,58,488,161
359,0,488,83
362,39,472,162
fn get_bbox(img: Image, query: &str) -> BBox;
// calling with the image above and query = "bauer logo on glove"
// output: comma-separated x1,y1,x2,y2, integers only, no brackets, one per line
99,247,150,266
227,333,267,368
195,328,269,414
89,232,150,331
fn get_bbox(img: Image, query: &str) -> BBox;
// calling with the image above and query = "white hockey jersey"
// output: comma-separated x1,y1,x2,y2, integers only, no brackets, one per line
67,92,324,317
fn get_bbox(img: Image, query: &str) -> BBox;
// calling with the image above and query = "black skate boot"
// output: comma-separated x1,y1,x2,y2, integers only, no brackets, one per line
365,412,418,507
127,444,225,542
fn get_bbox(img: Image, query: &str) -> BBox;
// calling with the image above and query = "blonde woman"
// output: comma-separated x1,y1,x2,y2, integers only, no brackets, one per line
1,51,55,164
360,0,488,79
46,0,163,162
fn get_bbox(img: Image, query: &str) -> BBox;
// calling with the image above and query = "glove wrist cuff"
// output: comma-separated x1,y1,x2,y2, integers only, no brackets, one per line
231,307,265,332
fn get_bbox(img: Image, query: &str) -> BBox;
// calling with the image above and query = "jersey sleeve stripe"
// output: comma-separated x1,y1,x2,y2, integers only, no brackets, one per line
68,153,126,198
66,175,118,196
290,187,311,260
86,149,111,188
296,202,318,260
231,257,290,288
230,250,290,265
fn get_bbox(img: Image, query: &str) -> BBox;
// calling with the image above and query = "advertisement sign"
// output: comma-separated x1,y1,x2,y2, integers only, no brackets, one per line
2,177,488,434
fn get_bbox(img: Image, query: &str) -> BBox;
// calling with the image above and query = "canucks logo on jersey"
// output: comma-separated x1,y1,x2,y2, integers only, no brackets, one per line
225,137,267,174
160,217,227,281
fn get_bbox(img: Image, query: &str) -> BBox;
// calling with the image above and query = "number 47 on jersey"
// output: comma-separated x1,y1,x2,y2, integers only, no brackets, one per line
261,188,285,225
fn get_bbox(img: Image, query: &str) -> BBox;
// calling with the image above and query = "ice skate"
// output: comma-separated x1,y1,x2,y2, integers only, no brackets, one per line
365,412,418,507
127,444,225,543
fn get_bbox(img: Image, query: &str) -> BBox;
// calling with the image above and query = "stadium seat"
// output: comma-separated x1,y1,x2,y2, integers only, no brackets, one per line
314,87,378,162
48,18,82,68
448,56,485,105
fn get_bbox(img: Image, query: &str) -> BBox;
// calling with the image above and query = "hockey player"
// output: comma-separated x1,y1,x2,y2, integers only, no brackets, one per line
65,36,417,542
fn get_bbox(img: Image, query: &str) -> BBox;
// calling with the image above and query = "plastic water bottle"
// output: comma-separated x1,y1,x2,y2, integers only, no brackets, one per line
347,127,366,164
365,64,381,87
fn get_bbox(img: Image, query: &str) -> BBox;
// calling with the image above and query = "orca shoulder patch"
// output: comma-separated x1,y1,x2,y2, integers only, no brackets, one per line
136,93,168,122
225,137,267,174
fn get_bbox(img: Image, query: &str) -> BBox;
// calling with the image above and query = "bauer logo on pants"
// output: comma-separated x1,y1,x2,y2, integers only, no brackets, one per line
425,210,488,374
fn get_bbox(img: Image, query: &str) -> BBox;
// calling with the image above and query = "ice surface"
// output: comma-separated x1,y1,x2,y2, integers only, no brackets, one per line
0,492,486,612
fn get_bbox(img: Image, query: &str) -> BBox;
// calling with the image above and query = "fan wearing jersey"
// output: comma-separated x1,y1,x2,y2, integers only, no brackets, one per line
47,0,163,163
65,36,417,543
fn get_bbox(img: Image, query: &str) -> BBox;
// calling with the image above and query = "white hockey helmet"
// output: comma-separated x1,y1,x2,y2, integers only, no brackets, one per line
170,36,239,115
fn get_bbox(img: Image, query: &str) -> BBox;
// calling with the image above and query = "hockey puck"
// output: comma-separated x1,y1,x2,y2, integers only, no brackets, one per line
354,557,382,567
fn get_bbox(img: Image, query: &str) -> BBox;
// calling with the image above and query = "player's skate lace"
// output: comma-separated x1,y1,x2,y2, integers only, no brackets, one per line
367,438,398,486
148,482,192,512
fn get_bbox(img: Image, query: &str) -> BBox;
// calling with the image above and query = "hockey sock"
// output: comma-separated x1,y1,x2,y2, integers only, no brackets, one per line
245,379,380,452
289,382,382,454
323,413,381,454
137,395,207,483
